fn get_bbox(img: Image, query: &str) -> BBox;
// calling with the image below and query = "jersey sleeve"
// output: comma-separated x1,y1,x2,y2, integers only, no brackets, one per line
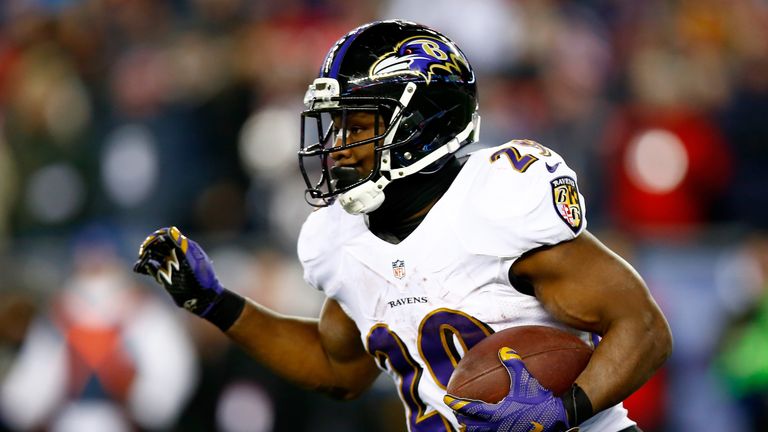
296,204,365,321
455,140,587,259
297,207,337,292
296,203,364,295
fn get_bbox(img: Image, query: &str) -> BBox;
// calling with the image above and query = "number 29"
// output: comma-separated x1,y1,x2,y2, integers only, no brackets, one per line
366,309,493,432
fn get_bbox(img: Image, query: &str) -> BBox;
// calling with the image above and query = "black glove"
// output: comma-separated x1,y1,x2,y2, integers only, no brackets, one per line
133,226,244,331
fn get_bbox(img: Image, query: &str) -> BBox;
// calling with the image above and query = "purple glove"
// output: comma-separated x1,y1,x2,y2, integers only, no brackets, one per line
133,226,243,330
444,347,571,432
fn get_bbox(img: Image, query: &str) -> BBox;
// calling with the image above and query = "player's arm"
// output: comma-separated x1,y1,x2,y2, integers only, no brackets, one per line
133,227,381,400
510,230,673,421
226,297,381,399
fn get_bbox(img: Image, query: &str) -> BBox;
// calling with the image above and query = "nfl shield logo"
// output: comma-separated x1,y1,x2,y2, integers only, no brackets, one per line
392,260,406,279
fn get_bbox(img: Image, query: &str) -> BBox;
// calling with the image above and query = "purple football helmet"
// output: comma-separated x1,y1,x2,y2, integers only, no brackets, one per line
299,20,480,214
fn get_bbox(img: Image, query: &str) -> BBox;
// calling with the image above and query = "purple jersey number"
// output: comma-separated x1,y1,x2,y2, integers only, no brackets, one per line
367,309,494,432
489,140,553,173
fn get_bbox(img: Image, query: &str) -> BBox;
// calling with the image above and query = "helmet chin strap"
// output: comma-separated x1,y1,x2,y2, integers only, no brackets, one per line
337,176,390,215
338,83,480,215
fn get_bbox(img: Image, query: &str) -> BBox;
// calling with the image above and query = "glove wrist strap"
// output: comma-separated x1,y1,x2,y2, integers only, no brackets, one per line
562,383,594,426
203,290,245,331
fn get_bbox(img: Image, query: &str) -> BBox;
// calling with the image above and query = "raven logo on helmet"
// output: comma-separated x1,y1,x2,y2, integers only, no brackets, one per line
370,36,470,85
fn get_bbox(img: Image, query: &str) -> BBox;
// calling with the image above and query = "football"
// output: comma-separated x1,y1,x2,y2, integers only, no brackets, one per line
446,325,593,403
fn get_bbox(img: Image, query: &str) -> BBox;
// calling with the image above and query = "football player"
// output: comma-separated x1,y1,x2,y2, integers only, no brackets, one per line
134,20,672,432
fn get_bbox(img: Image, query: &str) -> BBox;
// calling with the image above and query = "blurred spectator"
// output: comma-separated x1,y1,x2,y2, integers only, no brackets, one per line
601,1,734,236
0,228,196,431
0,291,37,384
719,56,768,229
715,233,768,431
603,104,731,237
380,0,525,73
3,21,96,235
0,134,16,248
642,237,747,431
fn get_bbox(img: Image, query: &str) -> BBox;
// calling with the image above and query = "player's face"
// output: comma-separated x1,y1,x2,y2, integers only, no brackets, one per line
330,112,385,178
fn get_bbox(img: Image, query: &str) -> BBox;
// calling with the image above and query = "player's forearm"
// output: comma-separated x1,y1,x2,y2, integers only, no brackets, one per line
524,232,674,416
575,304,672,413
131,228,376,398
224,299,364,397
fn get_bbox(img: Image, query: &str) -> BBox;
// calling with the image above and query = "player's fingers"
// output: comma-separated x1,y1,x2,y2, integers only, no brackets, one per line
498,347,527,374
146,257,163,271
133,258,149,274
138,235,170,259
166,226,190,254
134,234,173,273
134,252,155,274
138,234,159,257
137,257,162,276
443,395,493,420
498,346,539,397
455,414,494,432
141,235,177,260
443,394,473,412
134,252,162,277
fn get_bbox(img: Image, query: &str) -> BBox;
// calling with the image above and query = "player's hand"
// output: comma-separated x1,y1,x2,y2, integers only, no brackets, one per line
444,347,573,432
133,226,224,315
133,226,232,320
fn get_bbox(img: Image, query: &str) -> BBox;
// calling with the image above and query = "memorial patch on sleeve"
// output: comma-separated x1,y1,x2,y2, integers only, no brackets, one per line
550,176,583,234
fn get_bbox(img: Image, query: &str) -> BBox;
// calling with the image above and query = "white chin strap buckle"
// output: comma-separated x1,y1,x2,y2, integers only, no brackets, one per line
338,177,389,215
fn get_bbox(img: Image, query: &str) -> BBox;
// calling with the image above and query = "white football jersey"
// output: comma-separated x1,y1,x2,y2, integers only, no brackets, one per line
298,141,635,432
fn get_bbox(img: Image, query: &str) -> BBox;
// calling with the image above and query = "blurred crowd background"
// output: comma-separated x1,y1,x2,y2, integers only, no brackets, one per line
0,0,767,431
